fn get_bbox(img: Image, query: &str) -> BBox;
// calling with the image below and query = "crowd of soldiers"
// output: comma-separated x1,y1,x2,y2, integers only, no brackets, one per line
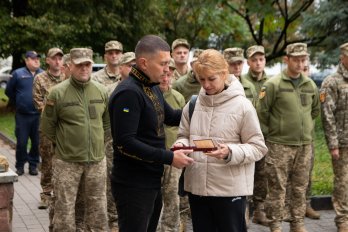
4,35,348,232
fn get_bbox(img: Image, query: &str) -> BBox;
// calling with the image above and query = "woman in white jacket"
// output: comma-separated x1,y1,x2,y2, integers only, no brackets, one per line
174,49,268,232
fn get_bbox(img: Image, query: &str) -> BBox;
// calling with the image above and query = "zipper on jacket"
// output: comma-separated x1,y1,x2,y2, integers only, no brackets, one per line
83,87,92,163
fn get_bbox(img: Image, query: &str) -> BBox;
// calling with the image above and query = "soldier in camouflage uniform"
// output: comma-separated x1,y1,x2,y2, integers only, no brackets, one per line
92,40,123,85
223,47,257,106
171,38,191,83
241,45,270,226
320,42,348,232
92,40,123,231
40,48,110,232
172,49,203,103
257,43,320,232
157,58,186,232
62,53,71,79
106,52,136,96
32,47,64,231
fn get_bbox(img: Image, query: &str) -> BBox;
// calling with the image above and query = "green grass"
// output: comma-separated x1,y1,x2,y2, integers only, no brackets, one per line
0,88,15,140
312,116,333,195
0,88,335,195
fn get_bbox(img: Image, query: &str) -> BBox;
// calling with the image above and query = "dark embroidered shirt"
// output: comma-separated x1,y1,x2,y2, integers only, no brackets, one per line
109,66,182,189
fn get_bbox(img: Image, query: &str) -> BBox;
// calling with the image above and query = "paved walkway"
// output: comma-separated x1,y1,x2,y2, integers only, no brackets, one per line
0,138,339,232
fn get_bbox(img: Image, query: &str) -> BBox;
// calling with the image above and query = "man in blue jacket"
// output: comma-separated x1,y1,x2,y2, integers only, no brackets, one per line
5,51,43,176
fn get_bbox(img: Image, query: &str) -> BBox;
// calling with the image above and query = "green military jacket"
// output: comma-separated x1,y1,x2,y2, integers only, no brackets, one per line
320,63,348,149
40,77,110,162
240,76,258,107
172,70,201,103
163,88,186,149
92,65,120,86
243,69,269,95
257,70,320,145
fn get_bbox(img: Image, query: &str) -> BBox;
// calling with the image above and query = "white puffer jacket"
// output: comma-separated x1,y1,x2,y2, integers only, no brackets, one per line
176,76,267,197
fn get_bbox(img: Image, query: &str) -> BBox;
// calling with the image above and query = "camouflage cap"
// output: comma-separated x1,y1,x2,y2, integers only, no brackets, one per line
47,48,63,57
340,42,348,56
171,38,190,50
191,49,204,63
223,48,244,63
169,58,176,69
70,48,94,64
63,53,71,65
105,40,123,52
246,45,265,58
286,43,309,56
119,52,135,65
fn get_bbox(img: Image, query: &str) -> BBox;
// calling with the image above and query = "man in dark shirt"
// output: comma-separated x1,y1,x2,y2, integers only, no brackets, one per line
109,35,194,232
5,51,43,176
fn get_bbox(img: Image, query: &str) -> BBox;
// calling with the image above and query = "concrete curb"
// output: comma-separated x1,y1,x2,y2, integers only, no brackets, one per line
0,131,15,149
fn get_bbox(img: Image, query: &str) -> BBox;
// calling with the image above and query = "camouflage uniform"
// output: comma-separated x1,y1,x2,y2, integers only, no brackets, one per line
40,48,110,232
158,88,185,232
32,48,65,230
257,43,320,231
171,39,191,82
321,43,348,229
242,45,269,223
92,67,121,86
172,49,203,103
223,47,258,106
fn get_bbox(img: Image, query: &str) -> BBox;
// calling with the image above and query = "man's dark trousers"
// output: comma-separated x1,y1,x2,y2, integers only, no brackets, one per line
112,182,162,232
15,112,40,170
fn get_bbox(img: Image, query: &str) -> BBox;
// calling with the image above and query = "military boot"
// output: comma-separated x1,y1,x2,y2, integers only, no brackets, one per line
290,223,308,232
252,204,271,226
338,224,348,232
305,205,320,219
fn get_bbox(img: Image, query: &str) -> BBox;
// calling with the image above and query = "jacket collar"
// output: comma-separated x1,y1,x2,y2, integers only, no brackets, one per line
130,66,158,87
70,76,91,88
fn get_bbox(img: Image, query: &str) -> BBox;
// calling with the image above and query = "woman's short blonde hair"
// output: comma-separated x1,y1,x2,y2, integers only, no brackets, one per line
193,49,229,79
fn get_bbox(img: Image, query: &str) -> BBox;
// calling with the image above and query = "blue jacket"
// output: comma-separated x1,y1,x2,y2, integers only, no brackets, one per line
5,67,43,114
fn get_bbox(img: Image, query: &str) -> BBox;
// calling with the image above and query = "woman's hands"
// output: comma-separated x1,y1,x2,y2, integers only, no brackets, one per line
205,143,230,159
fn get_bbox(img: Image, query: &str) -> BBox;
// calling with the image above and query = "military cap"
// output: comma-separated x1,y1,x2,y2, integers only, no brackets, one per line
25,51,41,58
70,48,94,64
119,52,135,65
246,45,265,59
105,40,123,52
172,38,190,50
169,58,176,69
63,53,71,65
191,49,204,63
47,48,64,58
286,43,309,56
223,48,244,63
340,42,348,56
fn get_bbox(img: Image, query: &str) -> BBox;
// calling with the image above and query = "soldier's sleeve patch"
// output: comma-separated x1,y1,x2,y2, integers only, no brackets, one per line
320,92,326,103
46,99,55,106
259,87,266,99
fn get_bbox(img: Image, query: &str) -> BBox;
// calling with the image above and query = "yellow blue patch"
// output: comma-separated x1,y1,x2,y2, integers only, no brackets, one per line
123,108,129,112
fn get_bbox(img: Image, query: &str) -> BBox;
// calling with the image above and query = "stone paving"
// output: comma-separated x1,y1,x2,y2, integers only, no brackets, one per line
0,138,339,232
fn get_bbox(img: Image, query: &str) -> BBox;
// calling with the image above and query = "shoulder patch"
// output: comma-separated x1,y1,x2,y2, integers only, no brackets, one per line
320,92,326,103
259,87,266,99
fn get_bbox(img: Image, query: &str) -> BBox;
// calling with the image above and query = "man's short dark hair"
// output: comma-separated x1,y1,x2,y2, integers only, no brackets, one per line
135,35,170,58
